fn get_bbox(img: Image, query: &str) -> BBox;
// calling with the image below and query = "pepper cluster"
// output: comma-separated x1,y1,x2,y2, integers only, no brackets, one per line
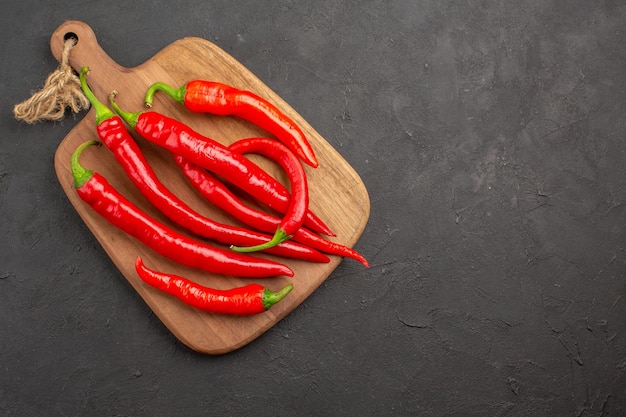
71,66,368,316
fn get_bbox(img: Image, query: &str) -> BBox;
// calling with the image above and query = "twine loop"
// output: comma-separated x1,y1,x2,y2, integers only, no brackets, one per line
13,37,89,123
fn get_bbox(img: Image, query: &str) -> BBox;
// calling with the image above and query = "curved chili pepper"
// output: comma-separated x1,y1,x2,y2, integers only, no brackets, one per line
71,140,293,278
143,80,318,168
175,156,370,267
78,67,326,264
109,94,335,237
228,138,307,253
135,257,293,315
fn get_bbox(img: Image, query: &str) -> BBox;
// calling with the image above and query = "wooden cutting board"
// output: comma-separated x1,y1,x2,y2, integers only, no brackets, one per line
51,21,370,354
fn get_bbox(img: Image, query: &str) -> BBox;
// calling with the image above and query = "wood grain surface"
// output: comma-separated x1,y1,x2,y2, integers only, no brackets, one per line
50,21,370,354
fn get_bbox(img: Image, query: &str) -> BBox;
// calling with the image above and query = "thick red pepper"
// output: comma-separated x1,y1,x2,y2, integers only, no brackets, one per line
71,140,293,278
174,156,370,267
109,94,335,237
228,138,308,253
143,80,318,168
78,67,326,263
135,257,293,315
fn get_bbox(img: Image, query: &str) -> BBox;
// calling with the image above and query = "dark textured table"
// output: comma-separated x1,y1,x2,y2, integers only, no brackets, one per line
2,1,625,416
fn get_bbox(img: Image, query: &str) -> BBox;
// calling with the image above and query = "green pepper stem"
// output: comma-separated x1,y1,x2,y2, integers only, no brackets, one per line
230,228,292,253
79,66,115,125
144,81,186,108
71,141,99,189
108,91,141,129
262,284,294,310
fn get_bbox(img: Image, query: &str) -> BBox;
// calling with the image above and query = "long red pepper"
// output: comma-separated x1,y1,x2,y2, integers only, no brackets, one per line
135,257,293,316
71,140,293,278
229,138,308,253
78,67,326,264
174,156,370,267
135,257,293,315
143,80,318,168
109,94,335,237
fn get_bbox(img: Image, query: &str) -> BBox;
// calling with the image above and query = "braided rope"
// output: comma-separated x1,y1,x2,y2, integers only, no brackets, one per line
14,37,89,123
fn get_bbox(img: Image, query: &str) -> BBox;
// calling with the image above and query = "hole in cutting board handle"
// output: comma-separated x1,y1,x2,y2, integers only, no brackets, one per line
64,32,78,43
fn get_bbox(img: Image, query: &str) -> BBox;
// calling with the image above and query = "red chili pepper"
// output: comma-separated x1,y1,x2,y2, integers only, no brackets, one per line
135,257,293,315
174,156,370,267
78,67,326,264
71,140,293,278
143,80,318,168
109,94,336,237
228,138,307,253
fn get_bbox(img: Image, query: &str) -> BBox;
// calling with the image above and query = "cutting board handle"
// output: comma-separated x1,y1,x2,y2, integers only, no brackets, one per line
50,21,123,73
50,20,129,103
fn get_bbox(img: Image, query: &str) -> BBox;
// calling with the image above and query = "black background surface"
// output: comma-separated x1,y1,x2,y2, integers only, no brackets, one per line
2,1,625,416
